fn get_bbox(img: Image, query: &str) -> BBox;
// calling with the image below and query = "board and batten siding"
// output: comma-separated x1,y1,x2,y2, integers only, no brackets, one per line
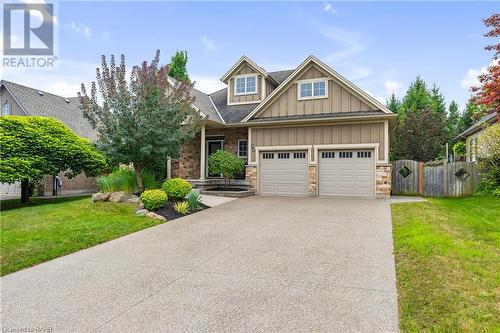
228,63,263,104
250,122,386,162
255,65,374,119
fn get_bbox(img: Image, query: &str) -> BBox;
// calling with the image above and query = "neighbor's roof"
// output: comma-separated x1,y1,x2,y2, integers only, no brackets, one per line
1,80,98,140
456,111,498,139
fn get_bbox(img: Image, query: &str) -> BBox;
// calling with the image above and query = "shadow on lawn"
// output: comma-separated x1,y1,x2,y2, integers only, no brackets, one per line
0,195,91,211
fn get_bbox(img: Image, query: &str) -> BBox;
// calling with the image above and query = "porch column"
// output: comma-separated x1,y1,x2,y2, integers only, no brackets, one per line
200,124,206,179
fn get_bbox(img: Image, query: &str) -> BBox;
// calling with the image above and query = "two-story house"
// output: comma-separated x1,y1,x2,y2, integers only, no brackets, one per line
171,55,396,198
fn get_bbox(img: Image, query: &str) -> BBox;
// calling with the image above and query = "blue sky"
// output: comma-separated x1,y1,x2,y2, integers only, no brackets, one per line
2,1,498,111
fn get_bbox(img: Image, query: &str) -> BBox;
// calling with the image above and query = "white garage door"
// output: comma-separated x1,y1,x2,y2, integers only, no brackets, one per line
259,151,308,196
319,150,375,198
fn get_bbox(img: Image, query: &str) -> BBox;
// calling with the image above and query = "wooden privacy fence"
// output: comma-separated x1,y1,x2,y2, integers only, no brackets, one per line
391,159,479,197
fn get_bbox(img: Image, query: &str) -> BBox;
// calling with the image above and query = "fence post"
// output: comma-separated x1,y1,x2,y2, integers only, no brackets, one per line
418,162,424,196
443,159,448,197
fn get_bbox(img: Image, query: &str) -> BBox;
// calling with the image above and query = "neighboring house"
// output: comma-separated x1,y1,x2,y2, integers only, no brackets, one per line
0,80,98,197
455,111,498,162
171,55,396,198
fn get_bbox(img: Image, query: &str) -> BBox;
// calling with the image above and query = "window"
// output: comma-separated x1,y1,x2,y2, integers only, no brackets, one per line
294,152,306,159
321,152,335,159
262,152,274,159
238,139,248,158
339,151,353,158
1,102,11,116
357,151,371,158
278,152,290,159
234,75,257,95
298,79,328,100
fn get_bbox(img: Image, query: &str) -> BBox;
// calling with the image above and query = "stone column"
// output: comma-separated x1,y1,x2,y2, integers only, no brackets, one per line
200,124,206,180
308,165,317,197
376,164,392,198
246,165,257,192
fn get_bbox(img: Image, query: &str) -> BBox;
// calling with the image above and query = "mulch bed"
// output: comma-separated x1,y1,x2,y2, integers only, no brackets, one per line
154,201,209,221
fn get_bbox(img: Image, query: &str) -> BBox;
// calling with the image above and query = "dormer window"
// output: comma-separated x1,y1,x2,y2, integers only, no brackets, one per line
1,102,11,116
234,75,257,95
298,79,328,100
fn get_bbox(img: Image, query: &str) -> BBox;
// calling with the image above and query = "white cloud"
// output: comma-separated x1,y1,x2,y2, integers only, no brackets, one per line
324,3,337,14
66,20,91,38
192,76,225,94
461,60,498,89
384,80,403,95
201,37,218,54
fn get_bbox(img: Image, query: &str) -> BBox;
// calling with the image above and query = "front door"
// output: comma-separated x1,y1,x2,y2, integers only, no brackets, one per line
206,140,224,177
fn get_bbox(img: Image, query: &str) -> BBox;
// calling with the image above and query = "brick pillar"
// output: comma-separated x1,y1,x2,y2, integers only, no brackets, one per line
246,165,257,192
308,165,317,197
376,165,392,198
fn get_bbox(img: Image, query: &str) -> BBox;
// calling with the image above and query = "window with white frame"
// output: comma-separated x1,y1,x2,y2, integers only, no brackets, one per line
1,102,11,116
298,79,327,100
238,139,248,158
234,75,257,95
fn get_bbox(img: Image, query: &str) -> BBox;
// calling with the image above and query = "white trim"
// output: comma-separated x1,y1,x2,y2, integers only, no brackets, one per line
228,100,262,106
208,95,225,124
233,74,258,96
384,120,389,163
220,56,269,83
200,125,206,180
252,143,382,165
296,78,329,101
241,55,393,122
237,139,248,158
247,127,252,165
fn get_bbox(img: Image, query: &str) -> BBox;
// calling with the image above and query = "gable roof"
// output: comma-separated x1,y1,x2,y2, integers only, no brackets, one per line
209,88,258,124
456,111,498,139
241,55,393,122
1,80,98,140
220,56,278,85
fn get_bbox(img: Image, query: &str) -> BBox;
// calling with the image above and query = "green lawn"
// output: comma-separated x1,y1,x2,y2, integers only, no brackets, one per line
391,197,500,332
0,196,164,276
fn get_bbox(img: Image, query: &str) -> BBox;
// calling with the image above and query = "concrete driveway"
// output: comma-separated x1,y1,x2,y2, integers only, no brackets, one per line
1,197,399,332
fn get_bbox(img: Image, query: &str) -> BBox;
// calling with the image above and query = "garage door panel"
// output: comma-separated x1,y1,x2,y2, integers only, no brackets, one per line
319,149,374,198
260,151,308,196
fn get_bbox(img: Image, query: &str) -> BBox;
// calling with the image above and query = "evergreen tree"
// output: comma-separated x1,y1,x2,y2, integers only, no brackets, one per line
386,93,401,114
447,100,460,139
429,84,447,118
457,100,478,135
168,50,190,83
399,76,429,117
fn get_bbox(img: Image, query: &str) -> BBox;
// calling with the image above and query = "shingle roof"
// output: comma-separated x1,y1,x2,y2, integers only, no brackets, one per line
456,111,498,139
268,70,294,85
209,88,259,124
189,87,223,123
1,80,98,141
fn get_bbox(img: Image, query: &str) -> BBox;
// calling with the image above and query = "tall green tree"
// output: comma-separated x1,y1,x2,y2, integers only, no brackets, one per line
447,100,460,139
429,84,447,118
457,100,478,135
0,116,106,203
168,50,190,83
80,50,202,191
399,76,429,118
386,93,401,114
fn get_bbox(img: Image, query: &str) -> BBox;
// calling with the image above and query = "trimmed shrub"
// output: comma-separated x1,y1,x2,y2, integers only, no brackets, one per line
140,189,167,211
208,150,245,188
186,191,203,211
162,178,192,201
173,201,190,215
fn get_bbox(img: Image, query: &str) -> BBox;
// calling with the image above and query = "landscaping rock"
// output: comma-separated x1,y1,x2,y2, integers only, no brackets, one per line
121,194,139,203
108,191,127,202
137,202,145,209
146,212,167,222
135,209,149,216
92,192,111,202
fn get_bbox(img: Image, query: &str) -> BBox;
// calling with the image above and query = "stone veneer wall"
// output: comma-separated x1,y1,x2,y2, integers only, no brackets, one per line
376,164,392,198
171,127,248,180
245,165,257,191
308,165,317,196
